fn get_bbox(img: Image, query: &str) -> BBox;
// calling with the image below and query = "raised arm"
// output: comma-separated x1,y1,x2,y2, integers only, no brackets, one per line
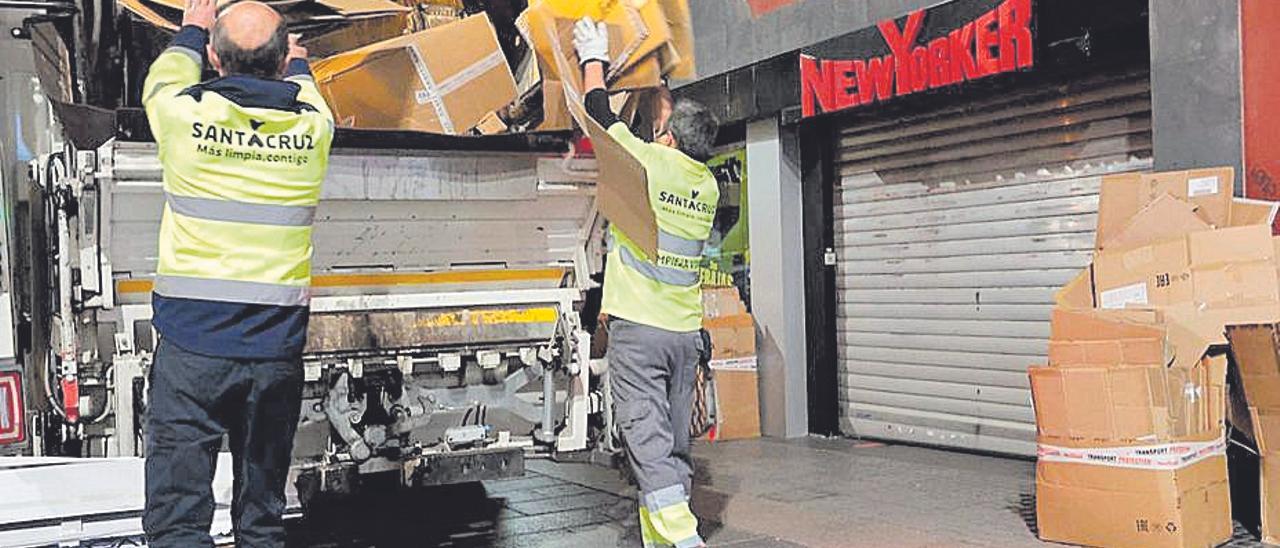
573,17,649,159
143,0,216,135
283,34,334,123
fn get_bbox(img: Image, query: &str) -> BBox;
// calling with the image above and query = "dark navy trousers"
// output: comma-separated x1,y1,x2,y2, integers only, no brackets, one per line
143,339,303,548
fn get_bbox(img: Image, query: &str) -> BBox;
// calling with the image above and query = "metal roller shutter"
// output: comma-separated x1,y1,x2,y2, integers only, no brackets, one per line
834,69,1154,456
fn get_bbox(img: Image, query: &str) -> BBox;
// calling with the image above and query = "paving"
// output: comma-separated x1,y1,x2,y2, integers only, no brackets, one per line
282,437,1271,547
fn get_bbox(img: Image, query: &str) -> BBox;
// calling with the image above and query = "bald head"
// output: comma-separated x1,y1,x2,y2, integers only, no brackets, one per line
208,1,288,78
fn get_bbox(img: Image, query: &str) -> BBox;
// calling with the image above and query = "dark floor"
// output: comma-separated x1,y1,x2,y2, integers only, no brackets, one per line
282,437,1273,547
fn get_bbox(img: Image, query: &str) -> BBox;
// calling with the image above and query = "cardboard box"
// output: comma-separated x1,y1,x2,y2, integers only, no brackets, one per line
703,287,748,319
1036,455,1231,548
312,13,517,134
705,314,755,361
1091,225,1280,344
1096,168,1234,247
1030,355,1225,445
712,369,761,440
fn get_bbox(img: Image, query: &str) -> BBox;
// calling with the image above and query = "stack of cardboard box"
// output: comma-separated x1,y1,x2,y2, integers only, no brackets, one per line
1030,167,1280,547
120,0,693,136
702,287,760,441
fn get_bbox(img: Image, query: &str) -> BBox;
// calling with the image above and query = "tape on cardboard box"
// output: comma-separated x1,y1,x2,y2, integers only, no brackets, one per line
1038,437,1225,470
312,13,516,134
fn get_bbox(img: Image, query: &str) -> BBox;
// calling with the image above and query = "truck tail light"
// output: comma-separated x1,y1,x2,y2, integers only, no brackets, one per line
0,372,25,445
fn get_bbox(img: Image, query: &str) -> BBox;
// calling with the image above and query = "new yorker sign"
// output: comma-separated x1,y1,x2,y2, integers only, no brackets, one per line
800,0,1035,118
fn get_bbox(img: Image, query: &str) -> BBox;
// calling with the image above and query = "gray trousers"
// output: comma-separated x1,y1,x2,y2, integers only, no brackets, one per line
608,318,705,498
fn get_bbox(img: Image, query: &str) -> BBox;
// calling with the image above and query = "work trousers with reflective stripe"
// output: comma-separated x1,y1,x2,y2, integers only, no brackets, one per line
143,340,303,548
608,317,705,548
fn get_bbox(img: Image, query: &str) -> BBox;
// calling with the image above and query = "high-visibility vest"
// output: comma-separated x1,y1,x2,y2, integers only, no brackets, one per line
601,123,719,333
143,43,335,307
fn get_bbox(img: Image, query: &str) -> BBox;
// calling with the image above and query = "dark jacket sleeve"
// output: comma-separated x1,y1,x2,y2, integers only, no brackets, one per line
584,88,619,128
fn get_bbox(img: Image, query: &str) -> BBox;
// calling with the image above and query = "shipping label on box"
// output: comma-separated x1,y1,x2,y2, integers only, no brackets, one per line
1094,238,1194,309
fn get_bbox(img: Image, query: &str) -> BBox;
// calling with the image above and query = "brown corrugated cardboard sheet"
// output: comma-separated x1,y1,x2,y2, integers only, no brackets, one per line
1096,167,1235,247
311,13,517,135
1226,323,1280,543
1030,168,1280,548
520,0,673,86
545,13,660,259
1097,193,1212,253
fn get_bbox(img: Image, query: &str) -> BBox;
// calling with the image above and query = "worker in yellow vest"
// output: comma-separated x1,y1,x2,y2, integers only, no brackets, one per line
140,0,333,545
575,17,721,548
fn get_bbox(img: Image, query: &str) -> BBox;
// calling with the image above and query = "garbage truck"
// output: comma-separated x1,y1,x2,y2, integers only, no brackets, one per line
0,1,622,542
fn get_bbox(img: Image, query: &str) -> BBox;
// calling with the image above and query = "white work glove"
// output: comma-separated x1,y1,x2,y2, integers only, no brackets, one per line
573,17,610,66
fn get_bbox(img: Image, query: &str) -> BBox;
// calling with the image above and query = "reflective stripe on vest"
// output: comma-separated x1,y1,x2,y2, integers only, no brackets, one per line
618,244,700,287
657,230,706,257
166,192,316,227
154,274,309,307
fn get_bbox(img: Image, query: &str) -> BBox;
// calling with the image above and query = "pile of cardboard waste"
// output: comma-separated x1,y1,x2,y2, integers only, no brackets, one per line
1029,166,1280,547
702,287,760,441
121,0,693,136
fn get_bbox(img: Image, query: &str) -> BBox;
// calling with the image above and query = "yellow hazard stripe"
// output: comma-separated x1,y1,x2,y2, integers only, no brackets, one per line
416,307,559,328
115,269,567,295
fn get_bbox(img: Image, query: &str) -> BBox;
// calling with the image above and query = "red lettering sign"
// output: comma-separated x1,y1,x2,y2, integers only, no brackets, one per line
800,0,1035,117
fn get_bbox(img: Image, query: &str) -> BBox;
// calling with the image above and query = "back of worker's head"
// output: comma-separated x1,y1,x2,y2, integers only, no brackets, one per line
664,99,718,162
208,1,288,79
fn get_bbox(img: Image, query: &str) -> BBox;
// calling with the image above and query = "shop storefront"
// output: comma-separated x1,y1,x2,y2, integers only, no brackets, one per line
681,0,1156,453
800,0,1152,455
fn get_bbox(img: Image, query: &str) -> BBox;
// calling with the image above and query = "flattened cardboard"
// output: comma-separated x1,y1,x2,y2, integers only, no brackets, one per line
302,13,411,58
1055,267,1095,309
714,370,761,440
1096,167,1235,247
538,79,573,131
1224,324,1280,543
1092,225,1280,347
1097,194,1212,253
312,13,517,134
314,0,410,16
544,16,660,258
1036,457,1231,548
655,0,694,79
1265,454,1280,544
1188,224,1274,266
119,0,179,30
